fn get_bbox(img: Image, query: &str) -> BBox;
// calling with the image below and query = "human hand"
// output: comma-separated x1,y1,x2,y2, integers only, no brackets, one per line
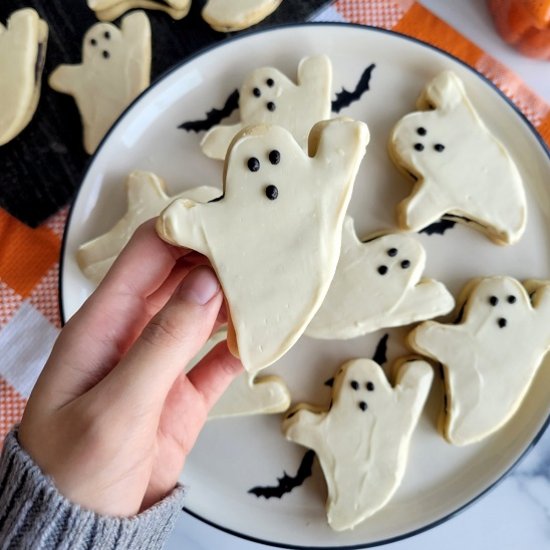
18,220,243,517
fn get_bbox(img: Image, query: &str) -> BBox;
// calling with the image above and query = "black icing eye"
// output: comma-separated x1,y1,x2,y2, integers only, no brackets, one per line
265,185,278,200
266,78,274,87
401,259,411,269
247,157,260,172
358,401,368,412
253,87,261,97
267,101,276,112
377,265,388,275
414,143,424,151
387,248,398,257
417,127,427,136
90,38,97,46
102,50,110,59
489,296,499,306
350,380,359,390
104,31,111,39
366,382,375,391
507,295,517,304
434,144,445,152
268,150,280,165
498,317,507,328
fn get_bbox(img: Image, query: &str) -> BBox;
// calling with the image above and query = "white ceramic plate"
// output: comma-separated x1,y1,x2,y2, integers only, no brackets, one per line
61,24,550,549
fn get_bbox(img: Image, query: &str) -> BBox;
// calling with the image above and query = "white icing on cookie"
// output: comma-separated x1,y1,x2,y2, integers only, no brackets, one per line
282,358,433,531
306,217,455,339
201,55,332,160
409,277,550,446
88,0,191,21
210,373,291,419
77,171,220,284
202,0,283,32
157,119,369,375
49,12,151,154
389,71,526,245
0,8,48,146
186,328,291,419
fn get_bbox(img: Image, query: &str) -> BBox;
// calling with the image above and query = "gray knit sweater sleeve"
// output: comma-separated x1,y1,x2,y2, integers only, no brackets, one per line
0,430,186,549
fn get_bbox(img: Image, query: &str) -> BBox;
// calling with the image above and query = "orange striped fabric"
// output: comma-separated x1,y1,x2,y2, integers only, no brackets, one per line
1,0,549,446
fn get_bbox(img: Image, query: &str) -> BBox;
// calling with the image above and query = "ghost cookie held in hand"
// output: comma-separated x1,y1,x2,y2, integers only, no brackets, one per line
389,71,526,245
0,8,48,146
77,171,220,284
158,118,369,375
88,0,191,21
202,0,283,32
201,55,332,160
409,277,550,446
306,216,455,339
282,358,433,531
49,11,151,154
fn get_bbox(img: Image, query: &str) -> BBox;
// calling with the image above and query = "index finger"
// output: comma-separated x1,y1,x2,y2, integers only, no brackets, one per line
35,220,193,407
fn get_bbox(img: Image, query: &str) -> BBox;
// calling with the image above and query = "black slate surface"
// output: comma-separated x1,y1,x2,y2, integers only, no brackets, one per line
0,0,332,227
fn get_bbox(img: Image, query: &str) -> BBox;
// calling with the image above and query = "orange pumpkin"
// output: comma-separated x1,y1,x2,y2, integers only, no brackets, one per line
488,0,550,59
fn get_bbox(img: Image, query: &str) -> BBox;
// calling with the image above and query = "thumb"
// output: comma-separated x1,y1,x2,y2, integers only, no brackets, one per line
96,266,224,413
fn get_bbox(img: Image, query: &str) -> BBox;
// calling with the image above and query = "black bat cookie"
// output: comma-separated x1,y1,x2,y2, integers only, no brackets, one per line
179,89,239,132
332,63,376,113
248,450,315,499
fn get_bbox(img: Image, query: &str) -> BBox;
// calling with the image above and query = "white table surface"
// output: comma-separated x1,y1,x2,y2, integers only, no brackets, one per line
166,1,550,548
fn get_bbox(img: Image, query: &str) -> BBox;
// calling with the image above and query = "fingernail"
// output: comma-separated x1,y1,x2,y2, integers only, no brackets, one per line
178,267,220,305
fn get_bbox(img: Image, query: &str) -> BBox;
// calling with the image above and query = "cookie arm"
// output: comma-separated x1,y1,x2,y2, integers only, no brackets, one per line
201,123,244,160
297,55,332,88
408,321,466,365
416,71,466,113
120,9,150,37
48,64,81,95
309,118,369,178
398,182,450,232
156,198,209,256
394,360,433,416
282,408,325,455
392,279,455,321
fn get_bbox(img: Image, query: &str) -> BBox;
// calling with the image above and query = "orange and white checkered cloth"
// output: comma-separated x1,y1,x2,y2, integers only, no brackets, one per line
1,0,549,445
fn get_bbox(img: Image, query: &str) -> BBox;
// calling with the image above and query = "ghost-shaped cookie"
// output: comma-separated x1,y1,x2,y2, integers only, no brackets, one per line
409,277,550,446
77,171,220,284
49,11,151,154
282,358,433,531
185,327,291,419
88,0,190,21
201,55,332,160
0,8,48,146
157,118,370,375
389,71,526,245
202,0,283,32
306,217,455,339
